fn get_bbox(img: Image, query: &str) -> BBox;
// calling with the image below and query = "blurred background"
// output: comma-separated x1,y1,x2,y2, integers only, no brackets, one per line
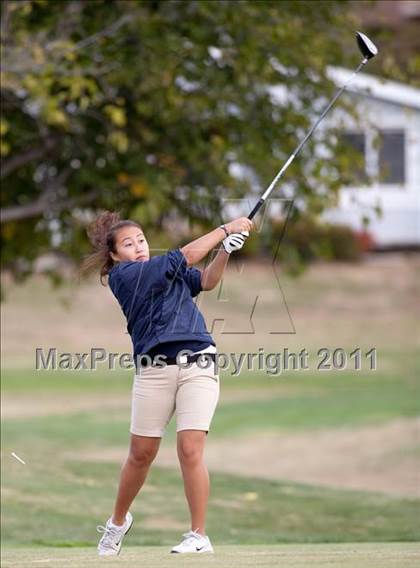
1,0,419,559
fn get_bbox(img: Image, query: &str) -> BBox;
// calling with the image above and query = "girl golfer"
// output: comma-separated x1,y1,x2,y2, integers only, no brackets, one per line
82,211,253,555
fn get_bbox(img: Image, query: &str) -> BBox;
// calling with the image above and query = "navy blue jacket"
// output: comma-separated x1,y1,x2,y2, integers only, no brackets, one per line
108,248,215,360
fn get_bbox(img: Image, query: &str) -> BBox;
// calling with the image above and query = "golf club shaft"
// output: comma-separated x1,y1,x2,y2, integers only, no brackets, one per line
248,58,368,220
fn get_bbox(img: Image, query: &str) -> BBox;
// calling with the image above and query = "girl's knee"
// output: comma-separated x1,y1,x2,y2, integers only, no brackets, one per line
128,448,156,469
177,437,204,465
128,437,160,468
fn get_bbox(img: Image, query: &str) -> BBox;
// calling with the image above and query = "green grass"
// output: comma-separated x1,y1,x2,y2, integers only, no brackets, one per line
2,259,420,552
213,374,420,437
2,356,419,446
2,375,419,452
2,544,420,568
2,459,420,549
2,346,418,392
2,356,419,549
1,368,133,393
3,359,420,549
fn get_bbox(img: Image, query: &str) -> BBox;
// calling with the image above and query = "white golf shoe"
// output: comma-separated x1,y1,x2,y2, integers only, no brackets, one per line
96,511,133,556
170,529,214,554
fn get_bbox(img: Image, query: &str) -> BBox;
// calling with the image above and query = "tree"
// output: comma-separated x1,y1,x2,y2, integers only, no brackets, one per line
350,0,420,87
1,0,360,285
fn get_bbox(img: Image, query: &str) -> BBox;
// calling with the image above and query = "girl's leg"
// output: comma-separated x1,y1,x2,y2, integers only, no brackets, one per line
111,434,161,525
177,429,209,536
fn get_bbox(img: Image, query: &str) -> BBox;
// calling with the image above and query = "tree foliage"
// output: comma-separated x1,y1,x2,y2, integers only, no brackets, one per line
351,0,420,87
1,0,362,283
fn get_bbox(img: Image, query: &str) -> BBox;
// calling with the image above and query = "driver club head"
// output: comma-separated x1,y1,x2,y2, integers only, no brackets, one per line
356,31,378,60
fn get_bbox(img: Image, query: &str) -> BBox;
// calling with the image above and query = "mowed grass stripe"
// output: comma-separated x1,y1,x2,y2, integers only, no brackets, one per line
2,461,420,548
2,373,420,448
2,543,420,568
2,347,420,393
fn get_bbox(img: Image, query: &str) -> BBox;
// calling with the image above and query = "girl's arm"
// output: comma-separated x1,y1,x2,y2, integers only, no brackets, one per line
200,247,230,291
180,217,253,267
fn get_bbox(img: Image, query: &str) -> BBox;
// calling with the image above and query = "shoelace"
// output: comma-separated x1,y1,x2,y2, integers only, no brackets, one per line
96,523,124,551
181,530,204,546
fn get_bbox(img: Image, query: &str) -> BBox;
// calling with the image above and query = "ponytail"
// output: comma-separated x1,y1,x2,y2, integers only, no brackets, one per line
79,210,141,286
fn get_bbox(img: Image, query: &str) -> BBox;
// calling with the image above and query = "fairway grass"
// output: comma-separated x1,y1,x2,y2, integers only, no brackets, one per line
2,256,420,558
2,543,420,568
2,462,419,547
2,363,420,548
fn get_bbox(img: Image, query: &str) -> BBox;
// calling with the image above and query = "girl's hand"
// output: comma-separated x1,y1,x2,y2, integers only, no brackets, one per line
225,217,254,235
222,232,248,254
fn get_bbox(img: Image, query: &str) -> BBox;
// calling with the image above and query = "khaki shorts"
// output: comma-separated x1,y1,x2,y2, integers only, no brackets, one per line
130,360,220,437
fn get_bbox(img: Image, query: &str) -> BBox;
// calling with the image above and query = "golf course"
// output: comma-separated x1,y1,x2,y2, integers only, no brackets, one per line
2,253,419,567
2,0,420,565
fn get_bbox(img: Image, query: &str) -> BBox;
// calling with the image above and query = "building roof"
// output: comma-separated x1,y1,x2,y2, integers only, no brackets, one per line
327,66,420,110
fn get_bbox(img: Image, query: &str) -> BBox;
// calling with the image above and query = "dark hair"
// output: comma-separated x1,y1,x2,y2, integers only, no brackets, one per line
79,210,142,286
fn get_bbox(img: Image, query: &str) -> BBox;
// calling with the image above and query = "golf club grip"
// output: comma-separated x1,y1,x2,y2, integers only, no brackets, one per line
248,198,264,220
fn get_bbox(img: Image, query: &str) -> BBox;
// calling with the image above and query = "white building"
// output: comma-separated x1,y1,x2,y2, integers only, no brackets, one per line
322,67,420,247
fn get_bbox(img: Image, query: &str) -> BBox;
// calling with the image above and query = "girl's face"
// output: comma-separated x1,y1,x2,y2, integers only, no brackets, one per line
110,226,150,264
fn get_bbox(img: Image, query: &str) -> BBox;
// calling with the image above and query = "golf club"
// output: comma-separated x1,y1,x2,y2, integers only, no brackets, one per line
247,31,379,220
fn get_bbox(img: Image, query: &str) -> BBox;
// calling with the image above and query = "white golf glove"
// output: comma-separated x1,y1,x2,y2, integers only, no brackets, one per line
222,231,249,254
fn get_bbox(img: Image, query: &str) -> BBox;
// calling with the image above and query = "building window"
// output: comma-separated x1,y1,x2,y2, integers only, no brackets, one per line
378,130,405,184
342,132,367,184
